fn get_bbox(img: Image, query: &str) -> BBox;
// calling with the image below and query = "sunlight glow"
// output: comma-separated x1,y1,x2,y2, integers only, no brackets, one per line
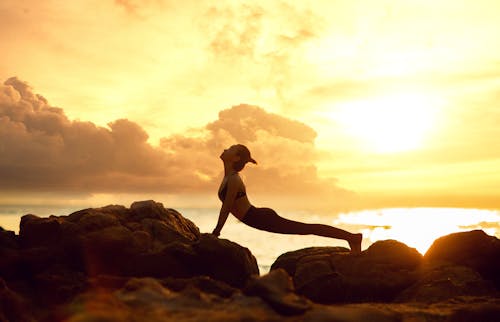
335,208,500,255
332,93,442,153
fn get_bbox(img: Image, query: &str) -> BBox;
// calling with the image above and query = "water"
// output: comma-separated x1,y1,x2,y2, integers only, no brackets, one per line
179,207,500,273
2,206,499,274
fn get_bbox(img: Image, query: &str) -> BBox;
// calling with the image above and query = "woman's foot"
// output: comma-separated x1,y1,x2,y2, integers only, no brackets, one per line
348,233,362,254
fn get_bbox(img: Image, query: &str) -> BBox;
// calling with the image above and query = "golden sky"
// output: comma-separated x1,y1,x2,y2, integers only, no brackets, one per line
1,0,500,211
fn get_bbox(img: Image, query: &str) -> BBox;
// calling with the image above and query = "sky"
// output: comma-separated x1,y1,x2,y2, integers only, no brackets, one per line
1,0,500,213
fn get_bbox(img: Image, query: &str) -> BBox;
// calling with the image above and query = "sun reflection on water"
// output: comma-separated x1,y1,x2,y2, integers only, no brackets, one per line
335,208,500,255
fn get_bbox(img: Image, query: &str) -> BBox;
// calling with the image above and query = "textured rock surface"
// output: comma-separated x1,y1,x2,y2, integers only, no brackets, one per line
15,201,258,288
396,263,498,302
271,240,423,303
425,230,500,288
54,276,500,322
244,268,312,315
0,201,258,311
1,203,499,321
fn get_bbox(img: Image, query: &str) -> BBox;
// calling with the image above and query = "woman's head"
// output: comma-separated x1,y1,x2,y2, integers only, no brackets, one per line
221,144,257,172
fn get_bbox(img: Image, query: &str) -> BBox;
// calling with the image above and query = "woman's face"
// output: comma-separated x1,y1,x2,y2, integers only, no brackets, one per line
220,145,240,163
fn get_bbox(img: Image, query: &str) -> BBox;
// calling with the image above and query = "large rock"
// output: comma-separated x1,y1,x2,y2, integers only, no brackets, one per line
0,278,35,322
271,240,423,303
396,263,498,302
425,230,500,289
0,228,20,279
244,268,312,315
61,277,279,322
190,234,259,288
4,200,259,307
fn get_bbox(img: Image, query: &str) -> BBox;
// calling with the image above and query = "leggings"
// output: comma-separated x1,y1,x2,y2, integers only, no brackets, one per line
241,206,350,240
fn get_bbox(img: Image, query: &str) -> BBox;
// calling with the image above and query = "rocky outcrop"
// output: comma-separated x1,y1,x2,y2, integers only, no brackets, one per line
0,278,34,322
396,263,497,302
0,200,258,311
425,230,500,289
271,240,423,303
1,202,499,321
52,273,500,322
244,268,312,315
271,231,500,305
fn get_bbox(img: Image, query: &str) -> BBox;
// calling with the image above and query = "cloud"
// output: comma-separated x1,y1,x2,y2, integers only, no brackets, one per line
0,78,353,209
459,221,500,230
160,104,355,208
113,0,172,18
202,2,323,104
0,77,181,192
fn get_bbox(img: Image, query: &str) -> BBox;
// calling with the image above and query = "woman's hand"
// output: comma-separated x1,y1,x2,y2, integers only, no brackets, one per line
211,229,220,237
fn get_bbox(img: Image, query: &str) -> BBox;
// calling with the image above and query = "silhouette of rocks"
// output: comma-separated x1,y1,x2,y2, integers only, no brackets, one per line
271,240,422,303
1,202,499,321
425,230,500,289
0,278,33,322
0,200,258,312
244,268,312,315
63,277,278,322
396,264,498,302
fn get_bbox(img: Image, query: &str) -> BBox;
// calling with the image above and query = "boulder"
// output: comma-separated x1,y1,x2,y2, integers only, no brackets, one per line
190,234,260,288
0,227,18,249
19,214,62,248
244,268,311,315
396,263,498,302
63,277,258,322
271,240,423,303
425,230,500,289
9,200,258,294
0,278,34,322
0,228,20,279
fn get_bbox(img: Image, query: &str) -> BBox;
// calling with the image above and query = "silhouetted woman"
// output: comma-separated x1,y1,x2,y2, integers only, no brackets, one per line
212,144,362,253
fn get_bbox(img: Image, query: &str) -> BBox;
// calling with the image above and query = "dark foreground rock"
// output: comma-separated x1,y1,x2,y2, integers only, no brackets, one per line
271,240,423,303
425,230,500,289
0,201,499,321
53,276,500,322
11,201,258,289
271,232,500,305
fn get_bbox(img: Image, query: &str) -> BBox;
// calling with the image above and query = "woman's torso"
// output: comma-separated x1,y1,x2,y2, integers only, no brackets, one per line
218,174,252,220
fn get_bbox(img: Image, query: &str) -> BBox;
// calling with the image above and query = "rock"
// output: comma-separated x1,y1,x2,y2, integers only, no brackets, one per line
396,263,498,302
80,225,138,276
130,200,200,242
244,268,312,315
190,234,260,288
0,278,35,322
425,230,500,289
8,201,258,297
302,305,400,322
5,202,500,321
161,276,238,298
19,214,62,248
63,277,281,322
271,240,423,303
0,228,20,279
0,227,18,249
447,302,500,322
33,266,88,305
77,211,121,232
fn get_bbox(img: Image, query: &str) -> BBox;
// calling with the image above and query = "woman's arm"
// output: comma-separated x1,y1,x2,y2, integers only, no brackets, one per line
212,176,239,236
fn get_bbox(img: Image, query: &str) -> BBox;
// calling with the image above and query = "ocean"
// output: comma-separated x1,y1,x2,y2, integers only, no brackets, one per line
1,206,499,273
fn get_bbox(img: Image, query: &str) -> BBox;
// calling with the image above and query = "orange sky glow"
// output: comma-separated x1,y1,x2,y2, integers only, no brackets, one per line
1,0,500,218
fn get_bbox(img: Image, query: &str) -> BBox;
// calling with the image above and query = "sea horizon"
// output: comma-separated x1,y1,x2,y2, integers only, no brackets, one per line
1,204,499,273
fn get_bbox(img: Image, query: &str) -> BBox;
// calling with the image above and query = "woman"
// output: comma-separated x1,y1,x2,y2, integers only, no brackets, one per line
212,144,362,253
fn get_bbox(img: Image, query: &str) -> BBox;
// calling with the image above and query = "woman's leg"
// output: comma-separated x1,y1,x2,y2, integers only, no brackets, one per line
243,207,362,252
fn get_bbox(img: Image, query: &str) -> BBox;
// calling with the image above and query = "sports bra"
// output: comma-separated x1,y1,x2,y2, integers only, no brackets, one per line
218,182,246,202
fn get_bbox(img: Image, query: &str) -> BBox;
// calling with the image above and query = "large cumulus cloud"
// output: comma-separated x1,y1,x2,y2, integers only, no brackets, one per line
0,77,190,192
0,78,353,209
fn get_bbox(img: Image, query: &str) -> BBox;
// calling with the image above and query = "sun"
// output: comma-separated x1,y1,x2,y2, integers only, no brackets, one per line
333,92,441,153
